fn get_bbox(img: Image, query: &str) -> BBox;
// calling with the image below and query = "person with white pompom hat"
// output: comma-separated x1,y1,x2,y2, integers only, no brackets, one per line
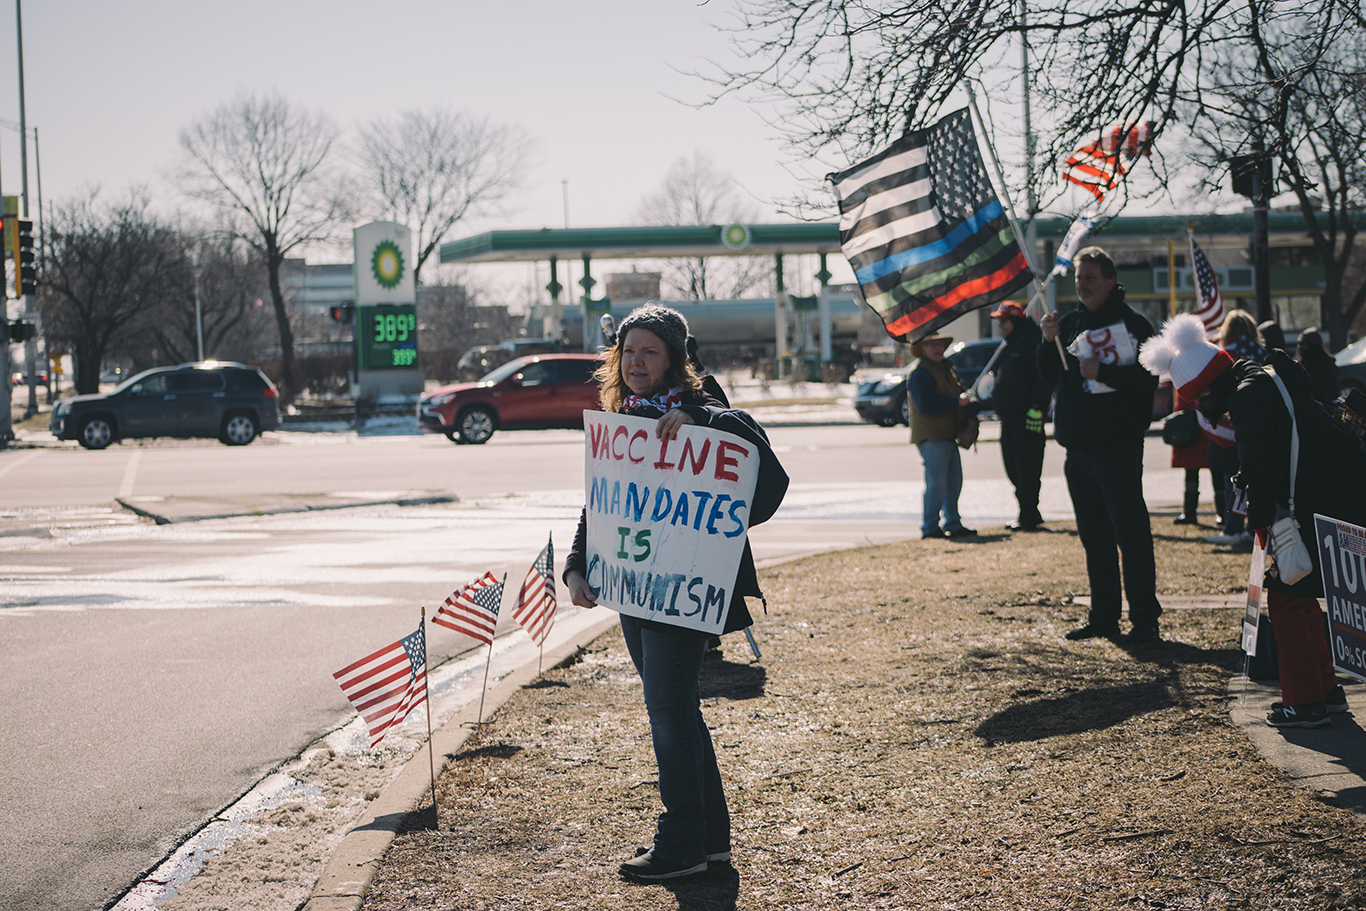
1139,312,1366,728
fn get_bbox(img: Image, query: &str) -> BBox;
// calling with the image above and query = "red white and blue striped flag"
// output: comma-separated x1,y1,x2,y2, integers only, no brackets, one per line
830,108,1034,344
1188,233,1225,342
1062,121,1155,202
332,622,427,748
432,571,504,645
512,535,556,647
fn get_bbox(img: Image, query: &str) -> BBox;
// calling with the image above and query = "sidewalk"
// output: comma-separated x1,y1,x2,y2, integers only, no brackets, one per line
317,521,1366,911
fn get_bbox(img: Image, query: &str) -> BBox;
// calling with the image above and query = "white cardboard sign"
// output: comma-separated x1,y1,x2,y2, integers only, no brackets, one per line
582,411,760,635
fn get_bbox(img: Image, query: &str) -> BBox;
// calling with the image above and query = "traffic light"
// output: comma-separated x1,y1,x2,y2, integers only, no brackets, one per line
329,303,354,323
12,218,35,297
8,319,36,342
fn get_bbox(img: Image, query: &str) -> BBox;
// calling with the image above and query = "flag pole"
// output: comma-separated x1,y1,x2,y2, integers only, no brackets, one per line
421,605,438,822
474,573,507,732
963,79,1068,370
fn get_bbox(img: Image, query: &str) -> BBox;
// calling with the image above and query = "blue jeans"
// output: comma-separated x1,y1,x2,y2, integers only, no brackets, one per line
918,439,964,535
619,615,730,865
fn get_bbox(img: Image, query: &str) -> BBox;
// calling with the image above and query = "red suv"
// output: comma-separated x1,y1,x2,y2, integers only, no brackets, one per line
418,353,602,444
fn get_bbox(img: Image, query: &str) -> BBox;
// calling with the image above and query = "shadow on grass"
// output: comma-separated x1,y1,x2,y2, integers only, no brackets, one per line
976,677,1178,744
658,861,739,910
449,742,524,762
700,657,767,701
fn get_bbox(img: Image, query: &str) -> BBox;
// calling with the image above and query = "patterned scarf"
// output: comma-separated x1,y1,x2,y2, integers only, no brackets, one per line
622,386,683,416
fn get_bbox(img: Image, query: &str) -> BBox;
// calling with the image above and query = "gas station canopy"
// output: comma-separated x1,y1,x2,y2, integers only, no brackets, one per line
439,223,843,264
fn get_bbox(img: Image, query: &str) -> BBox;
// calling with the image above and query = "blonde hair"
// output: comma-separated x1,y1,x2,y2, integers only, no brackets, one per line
593,334,702,413
1219,309,1260,348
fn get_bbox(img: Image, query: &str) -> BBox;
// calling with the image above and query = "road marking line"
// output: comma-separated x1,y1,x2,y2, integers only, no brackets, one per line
0,451,41,481
119,451,141,498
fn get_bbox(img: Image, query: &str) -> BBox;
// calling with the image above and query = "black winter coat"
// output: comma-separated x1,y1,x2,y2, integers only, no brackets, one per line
1229,350,1366,596
987,318,1051,422
564,389,790,635
1036,286,1158,450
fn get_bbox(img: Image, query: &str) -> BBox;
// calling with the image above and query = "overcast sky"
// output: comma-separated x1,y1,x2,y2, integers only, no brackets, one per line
0,2,817,231
1,1,1243,299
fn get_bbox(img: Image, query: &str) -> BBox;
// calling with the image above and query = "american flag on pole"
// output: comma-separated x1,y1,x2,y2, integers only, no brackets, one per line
512,535,556,647
432,571,503,645
829,108,1034,344
1063,142,1125,201
1188,233,1225,342
1062,121,1155,202
332,622,427,748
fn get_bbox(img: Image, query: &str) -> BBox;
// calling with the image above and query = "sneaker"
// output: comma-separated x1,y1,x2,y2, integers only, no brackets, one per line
944,526,977,539
1065,622,1121,641
1126,624,1161,643
635,845,730,864
1206,531,1254,547
1274,685,1348,714
1266,702,1331,728
921,528,944,540
1006,520,1043,531
619,850,707,882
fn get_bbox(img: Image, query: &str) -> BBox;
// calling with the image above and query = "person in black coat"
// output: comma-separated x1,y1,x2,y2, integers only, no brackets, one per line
563,304,787,882
1141,314,1366,728
1295,328,1341,406
985,302,1052,530
1039,247,1163,643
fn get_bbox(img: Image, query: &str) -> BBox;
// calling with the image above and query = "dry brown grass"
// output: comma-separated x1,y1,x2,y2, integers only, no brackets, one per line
361,521,1366,910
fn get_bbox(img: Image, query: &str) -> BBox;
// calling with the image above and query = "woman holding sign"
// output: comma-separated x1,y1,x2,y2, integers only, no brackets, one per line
565,304,787,882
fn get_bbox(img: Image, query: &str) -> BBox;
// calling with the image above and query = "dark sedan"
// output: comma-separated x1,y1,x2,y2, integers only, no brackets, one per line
854,338,1003,426
49,362,279,449
418,353,601,444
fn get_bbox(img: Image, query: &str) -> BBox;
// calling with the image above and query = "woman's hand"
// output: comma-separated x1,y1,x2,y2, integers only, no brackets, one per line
655,409,695,442
565,570,598,608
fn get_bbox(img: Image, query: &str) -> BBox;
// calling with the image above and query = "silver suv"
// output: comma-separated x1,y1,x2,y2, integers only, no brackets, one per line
50,362,280,449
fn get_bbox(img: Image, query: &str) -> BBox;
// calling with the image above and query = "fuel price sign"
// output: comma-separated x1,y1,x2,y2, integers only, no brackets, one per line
357,304,419,370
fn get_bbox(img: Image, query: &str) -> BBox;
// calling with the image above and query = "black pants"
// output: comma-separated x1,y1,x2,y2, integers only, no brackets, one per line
1063,443,1163,628
999,417,1045,525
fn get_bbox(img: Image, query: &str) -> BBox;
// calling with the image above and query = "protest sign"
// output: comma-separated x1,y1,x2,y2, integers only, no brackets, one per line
1242,539,1267,659
582,411,760,635
1314,514,1366,682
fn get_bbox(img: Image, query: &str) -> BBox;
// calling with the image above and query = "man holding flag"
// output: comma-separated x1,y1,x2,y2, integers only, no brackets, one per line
1040,247,1163,644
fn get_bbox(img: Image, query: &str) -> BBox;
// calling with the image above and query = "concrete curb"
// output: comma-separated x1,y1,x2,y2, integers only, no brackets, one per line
114,494,458,525
300,612,621,911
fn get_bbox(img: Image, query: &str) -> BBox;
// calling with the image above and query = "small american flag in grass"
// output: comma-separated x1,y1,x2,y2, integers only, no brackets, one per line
512,535,556,647
332,622,426,748
432,571,504,645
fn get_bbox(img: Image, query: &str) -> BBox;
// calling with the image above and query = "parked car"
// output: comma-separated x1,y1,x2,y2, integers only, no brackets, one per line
49,362,279,449
1336,336,1366,397
418,353,601,444
454,338,563,381
854,338,1003,426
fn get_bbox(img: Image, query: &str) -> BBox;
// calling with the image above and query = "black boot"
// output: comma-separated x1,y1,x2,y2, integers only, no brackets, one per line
1174,470,1200,524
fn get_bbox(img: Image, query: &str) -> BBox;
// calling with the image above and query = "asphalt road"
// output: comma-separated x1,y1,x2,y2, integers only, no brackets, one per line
0,422,1186,911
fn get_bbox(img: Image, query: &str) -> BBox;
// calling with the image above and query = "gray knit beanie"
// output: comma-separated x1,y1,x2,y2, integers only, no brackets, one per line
616,303,689,354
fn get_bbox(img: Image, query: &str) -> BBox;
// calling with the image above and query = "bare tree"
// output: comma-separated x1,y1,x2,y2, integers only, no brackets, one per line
635,152,769,300
39,190,186,393
1184,16,1366,349
356,108,532,285
145,231,269,364
705,1,1366,343
174,93,347,400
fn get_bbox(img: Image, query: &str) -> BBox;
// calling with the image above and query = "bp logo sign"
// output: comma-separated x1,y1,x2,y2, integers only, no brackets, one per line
371,240,405,290
721,223,751,250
